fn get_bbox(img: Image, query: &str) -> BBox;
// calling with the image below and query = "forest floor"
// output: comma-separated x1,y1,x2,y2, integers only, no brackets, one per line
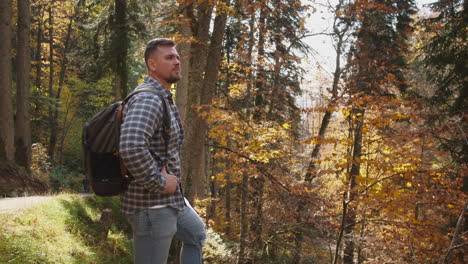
0,162,49,196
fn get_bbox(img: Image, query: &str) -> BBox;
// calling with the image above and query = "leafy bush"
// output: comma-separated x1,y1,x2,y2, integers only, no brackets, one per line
31,143,51,184
48,165,85,193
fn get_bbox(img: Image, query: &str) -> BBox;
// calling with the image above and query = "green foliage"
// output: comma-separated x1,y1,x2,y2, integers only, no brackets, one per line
48,166,84,193
420,0,467,112
415,0,467,169
0,194,132,264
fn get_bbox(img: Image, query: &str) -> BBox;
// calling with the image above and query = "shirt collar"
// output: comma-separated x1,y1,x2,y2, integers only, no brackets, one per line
144,76,173,101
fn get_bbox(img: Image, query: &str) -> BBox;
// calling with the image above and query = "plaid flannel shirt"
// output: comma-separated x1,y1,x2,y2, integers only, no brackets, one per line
119,76,185,214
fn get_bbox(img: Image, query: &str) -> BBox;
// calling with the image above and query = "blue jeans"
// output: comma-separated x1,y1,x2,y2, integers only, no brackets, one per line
125,202,206,264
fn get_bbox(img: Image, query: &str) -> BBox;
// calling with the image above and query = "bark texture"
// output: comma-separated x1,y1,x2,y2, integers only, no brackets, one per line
0,0,15,162
15,0,32,171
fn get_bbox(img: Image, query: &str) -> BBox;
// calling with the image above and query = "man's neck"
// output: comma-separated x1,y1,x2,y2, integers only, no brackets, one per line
149,74,170,90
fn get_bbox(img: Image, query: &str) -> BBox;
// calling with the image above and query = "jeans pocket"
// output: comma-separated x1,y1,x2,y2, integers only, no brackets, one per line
126,211,151,237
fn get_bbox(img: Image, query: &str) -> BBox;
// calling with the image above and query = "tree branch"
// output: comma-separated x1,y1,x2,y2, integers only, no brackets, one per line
439,198,468,264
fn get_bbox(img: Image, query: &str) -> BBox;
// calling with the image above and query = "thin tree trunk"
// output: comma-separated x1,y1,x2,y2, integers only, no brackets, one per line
267,40,282,117
58,102,76,164
47,4,56,159
343,108,365,264
296,5,348,260
248,5,268,261
0,0,14,162
304,0,347,182
225,171,231,235
333,118,355,264
357,208,367,264
52,18,73,164
15,0,32,172
333,191,348,264
245,0,255,104
292,204,304,263
250,175,265,261
237,170,248,264
34,3,44,90
207,156,217,227
253,5,267,120
113,0,128,98
440,198,468,264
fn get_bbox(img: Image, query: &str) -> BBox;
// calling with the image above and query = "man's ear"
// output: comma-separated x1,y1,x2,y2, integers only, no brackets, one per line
148,58,157,71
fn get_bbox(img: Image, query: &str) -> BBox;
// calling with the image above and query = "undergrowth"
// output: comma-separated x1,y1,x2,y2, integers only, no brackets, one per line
0,194,238,264
0,194,132,264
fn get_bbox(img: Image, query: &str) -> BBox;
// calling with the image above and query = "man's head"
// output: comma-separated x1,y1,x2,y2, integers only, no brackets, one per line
145,38,181,88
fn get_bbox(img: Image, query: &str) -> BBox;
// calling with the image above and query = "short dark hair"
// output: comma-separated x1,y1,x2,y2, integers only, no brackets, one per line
144,38,176,66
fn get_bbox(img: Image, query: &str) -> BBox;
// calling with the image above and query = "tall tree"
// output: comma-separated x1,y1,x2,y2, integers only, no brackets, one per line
50,15,74,163
32,0,45,91
419,0,467,171
340,0,416,262
179,0,233,201
47,3,56,158
174,2,192,122
249,4,268,260
179,0,212,201
0,0,15,162
15,0,32,171
110,0,129,98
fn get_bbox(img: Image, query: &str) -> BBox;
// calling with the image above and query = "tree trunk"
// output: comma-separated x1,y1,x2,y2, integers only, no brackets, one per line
248,5,268,261
237,170,248,264
207,158,217,227
267,33,284,117
113,0,128,98
15,0,32,172
225,170,231,235
253,5,267,120
333,191,348,264
304,0,347,182
293,3,349,261
180,1,213,201
58,107,77,164
250,175,265,261
53,18,73,163
245,0,255,105
33,2,44,90
0,0,15,162
440,198,468,264
196,0,231,198
343,107,365,264
175,2,192,123
47,4,56,159
292,203,304,264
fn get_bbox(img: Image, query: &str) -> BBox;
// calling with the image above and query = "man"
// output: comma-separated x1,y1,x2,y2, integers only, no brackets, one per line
119,38,206,264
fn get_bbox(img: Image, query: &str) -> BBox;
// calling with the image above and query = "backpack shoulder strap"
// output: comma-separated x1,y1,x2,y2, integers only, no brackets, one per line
120,88,172,165
121,88,171,130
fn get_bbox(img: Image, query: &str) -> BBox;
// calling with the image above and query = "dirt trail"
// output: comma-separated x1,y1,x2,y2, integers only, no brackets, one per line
0,195,54,214
0,194,93,215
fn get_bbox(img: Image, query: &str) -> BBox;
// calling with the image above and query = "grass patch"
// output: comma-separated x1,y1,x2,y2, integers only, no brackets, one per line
0,194,132,264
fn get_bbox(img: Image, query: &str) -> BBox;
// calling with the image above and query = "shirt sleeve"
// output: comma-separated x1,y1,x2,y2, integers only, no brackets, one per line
119,94,166,193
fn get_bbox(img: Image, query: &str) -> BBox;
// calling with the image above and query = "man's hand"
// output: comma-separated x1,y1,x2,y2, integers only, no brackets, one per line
161,166,178,194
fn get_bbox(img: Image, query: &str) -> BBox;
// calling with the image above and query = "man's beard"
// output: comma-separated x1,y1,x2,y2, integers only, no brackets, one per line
166,74,181,84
